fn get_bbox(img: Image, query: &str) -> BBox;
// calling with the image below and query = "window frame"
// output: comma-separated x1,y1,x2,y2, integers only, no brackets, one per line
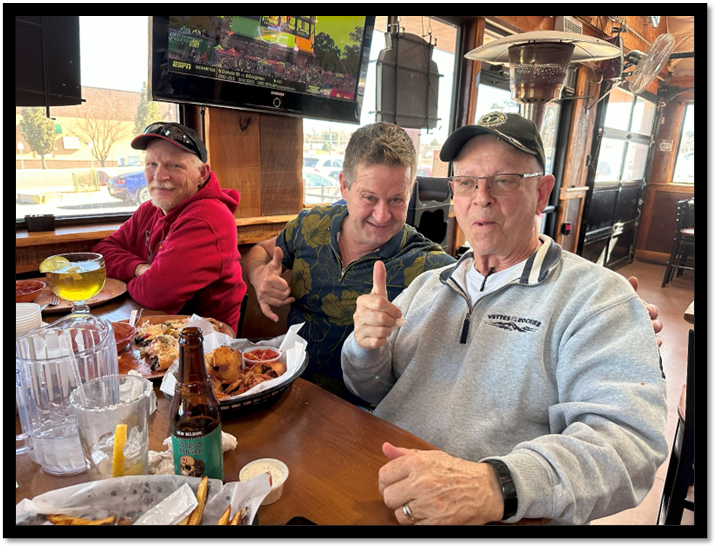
15,17,183,232
671,101,694,184
594,87,658,186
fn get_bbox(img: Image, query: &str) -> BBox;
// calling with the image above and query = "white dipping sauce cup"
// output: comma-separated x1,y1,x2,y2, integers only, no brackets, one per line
240,458,289,505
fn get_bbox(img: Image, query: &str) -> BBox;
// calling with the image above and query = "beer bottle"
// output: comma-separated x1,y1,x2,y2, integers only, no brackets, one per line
170,327,223,480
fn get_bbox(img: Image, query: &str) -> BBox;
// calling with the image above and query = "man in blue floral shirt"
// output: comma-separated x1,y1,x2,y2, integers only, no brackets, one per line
244,122,456,404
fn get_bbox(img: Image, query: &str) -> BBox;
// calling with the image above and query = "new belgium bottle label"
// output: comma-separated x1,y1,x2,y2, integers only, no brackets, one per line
170,326,224,481
172,423,223,479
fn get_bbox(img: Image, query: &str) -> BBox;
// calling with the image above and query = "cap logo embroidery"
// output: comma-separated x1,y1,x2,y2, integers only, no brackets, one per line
478,112,508,127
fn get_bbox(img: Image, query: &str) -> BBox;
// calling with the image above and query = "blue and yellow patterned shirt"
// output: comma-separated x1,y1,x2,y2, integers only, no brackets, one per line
277,203,456,403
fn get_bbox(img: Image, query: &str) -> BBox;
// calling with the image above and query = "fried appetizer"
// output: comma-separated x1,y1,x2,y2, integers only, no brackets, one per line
205,346,243,381
144,334,179,371
205,346,288,398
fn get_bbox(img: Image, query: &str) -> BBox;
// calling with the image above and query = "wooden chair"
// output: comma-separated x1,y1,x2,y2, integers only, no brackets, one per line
661,198,694,287
657,328,695,525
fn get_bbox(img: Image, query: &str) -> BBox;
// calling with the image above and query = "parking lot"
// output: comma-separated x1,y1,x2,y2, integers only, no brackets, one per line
16,168,141,219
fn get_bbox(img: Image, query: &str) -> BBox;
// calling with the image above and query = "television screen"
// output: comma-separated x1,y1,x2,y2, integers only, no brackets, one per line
150,16,375,124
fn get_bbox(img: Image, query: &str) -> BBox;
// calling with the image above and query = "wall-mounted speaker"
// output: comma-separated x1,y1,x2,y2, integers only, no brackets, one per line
16,16,83,108
375,32,440,129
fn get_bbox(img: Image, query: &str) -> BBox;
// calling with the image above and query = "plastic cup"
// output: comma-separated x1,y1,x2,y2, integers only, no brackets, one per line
70,374,152,481
242,346,282,369
240,458,289,505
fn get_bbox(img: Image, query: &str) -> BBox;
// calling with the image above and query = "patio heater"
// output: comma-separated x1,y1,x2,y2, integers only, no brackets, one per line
465,31,621,130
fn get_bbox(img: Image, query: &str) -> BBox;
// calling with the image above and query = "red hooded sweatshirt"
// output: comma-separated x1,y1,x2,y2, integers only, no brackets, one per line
93,171,246,333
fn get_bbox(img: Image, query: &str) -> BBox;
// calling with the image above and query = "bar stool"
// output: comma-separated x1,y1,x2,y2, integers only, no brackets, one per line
657,329,695,525
661,198,694,288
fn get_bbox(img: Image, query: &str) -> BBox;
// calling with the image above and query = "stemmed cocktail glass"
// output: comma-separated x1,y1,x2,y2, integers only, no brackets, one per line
41,252,106,314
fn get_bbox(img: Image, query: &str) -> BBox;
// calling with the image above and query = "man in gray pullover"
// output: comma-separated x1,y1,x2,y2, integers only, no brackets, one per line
342,112,668,525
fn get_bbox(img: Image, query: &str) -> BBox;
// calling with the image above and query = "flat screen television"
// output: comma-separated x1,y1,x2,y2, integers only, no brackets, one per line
150,16,375,124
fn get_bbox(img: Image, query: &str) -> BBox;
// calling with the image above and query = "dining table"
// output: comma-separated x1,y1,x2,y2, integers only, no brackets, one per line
684,301,694,325
18,292,546,526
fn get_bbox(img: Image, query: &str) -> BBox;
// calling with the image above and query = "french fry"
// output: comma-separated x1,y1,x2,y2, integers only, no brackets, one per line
187,476,209,525
47,514,117,525
177,515,190,525
217,505,231,525
116,517,133,525
230,506,247,525
47,514,92,525
86,516,117,525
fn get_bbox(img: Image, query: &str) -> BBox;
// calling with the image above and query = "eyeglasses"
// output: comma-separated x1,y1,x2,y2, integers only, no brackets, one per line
448,173,543,197
142,122,202,159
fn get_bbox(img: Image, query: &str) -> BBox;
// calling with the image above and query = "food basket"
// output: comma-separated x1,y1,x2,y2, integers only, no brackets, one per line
161,322,308,416
16,474,270,527
215,352,307,414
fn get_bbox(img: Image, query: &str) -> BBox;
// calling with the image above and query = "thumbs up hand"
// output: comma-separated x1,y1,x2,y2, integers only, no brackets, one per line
353,261,406,350
371,256,389,298
256,247,294,322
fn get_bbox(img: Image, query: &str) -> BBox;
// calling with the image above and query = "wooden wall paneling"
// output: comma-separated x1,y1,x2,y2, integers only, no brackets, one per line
453,17,481,129
635,185,693,263
644,190,684,254
488,16,553,33
205,107,263,218
558,64,601,250
555,187,588,254
236,216,293,246
259,114,303,216
562,65,600,190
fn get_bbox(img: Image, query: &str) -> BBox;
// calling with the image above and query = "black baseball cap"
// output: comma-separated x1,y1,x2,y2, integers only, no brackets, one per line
131,122,208,163
440,111,545,171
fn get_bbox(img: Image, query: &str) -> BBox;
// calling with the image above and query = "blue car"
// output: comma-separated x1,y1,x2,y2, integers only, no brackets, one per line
107,171,150,205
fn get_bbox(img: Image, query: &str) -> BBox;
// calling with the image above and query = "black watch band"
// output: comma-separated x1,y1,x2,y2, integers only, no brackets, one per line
484,459,518,521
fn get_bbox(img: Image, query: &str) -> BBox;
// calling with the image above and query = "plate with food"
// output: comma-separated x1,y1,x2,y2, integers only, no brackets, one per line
117,315,235,380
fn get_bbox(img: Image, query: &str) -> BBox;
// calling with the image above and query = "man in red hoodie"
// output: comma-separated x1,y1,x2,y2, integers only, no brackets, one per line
93,122,246,333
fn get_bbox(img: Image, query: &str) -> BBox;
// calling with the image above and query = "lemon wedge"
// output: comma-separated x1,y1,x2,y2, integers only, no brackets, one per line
39,256,71,273
112,424,128,477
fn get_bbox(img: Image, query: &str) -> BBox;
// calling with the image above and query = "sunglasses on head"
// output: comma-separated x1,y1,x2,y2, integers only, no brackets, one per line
142,122,202,158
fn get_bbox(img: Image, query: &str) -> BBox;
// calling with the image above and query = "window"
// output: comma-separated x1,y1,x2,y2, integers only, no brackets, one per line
302,16,458,205
672,103,694,184
594,88,656,184
16,16,179,224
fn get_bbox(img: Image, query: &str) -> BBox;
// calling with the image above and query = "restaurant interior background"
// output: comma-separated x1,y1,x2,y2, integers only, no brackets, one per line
15,15,701,528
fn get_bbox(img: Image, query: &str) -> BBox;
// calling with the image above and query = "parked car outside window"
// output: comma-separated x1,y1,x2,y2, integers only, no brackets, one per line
303,156,343,181
107,171,150,205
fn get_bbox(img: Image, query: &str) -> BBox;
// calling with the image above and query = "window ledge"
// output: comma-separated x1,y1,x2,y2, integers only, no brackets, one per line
16,222,124,248
16,215,300,248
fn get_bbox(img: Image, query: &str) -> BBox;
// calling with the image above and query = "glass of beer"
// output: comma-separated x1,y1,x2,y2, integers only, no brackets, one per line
42,252,106,314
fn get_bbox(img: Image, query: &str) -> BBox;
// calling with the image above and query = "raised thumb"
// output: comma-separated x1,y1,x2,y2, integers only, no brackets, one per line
269,247,284,273
371,260,388,298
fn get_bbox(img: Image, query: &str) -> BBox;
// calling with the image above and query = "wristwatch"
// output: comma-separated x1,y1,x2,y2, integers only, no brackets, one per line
484,459,518,521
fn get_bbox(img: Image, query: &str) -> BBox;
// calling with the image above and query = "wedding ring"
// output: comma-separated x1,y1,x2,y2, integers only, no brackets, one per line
402,502,417,522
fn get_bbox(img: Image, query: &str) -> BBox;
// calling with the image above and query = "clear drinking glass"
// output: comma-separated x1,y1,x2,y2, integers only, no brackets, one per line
70,375,152,480
44,252,106,314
